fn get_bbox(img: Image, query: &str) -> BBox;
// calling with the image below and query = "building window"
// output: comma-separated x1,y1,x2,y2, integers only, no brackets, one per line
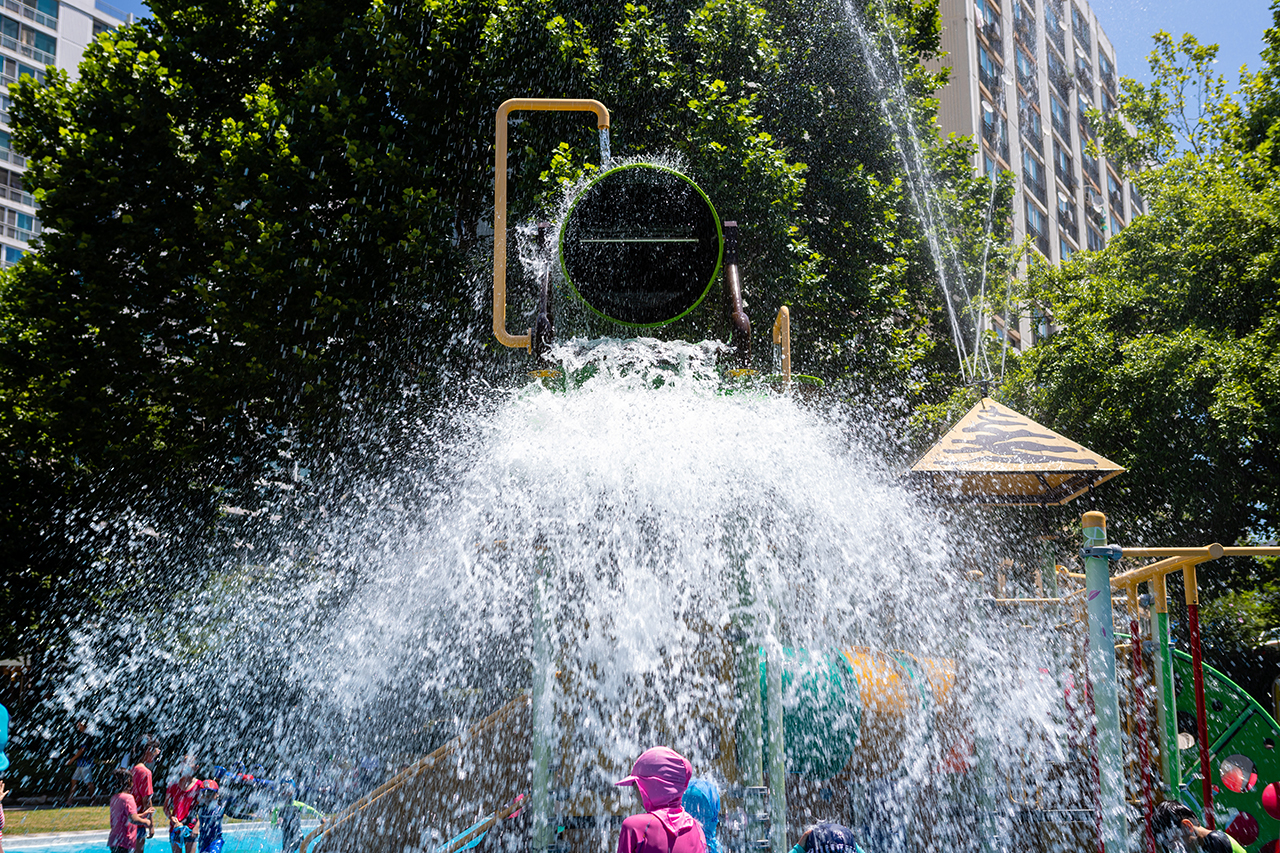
11,59,43,82
981,100,1008,160
0,131,23,167
4,18,57,65
1078,91,1094,120
1110,212,1123,235
984,151,997,176
1099,51,1115,92
1,205,39,242
1026,199,1050,254
978,45,1002,92
0,167,31,206
92,18,113,37
2,245,23,266
1023,149,1047,203
1015,46,1036,89
1075,47,1093,92
1059,236,1074,261
1053,140,1074,189
1050,93,1070,140
1057,190,1077,234
975,0,1002,46
1081,138,1099,184
1046,48,1070,100
1130,183,1145,215
1013,0,1035,43
1071,3,1090,53
1086,224,1104,251
1020,94,1043,154
1044,0,1065,54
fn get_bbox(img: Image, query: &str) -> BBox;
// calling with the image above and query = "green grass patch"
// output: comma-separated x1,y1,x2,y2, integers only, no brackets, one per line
3,806,112,835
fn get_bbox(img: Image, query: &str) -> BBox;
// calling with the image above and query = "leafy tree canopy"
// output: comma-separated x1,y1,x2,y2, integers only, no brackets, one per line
1002,9,1280,561
0,0,1001,657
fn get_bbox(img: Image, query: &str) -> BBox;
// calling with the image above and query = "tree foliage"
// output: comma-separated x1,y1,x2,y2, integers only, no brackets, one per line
1004,11,1280,556
0,0,997,655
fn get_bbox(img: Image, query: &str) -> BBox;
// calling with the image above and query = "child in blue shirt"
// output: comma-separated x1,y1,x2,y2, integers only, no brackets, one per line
195,780,232,853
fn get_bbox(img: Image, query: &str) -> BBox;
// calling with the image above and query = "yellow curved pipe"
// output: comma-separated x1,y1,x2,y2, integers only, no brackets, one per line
493,98,611,350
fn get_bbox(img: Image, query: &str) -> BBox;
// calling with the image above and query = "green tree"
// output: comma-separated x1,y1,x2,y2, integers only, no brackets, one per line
0,0,1000,656
0,0,596,655
1003,16,1280,557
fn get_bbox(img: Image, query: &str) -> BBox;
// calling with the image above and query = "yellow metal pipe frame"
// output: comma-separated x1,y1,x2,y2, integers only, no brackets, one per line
772,306,790,382
493,98,611,350
1108,545,1280,590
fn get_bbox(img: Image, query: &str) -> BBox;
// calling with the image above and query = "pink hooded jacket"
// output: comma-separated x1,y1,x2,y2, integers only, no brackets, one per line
615,748,707,853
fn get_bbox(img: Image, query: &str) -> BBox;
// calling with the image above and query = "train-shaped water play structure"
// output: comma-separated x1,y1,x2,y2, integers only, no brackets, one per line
299,99,1280,853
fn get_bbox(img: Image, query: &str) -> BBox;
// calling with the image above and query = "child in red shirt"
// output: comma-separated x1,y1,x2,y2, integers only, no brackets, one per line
110,771,154,853
164,760,201,853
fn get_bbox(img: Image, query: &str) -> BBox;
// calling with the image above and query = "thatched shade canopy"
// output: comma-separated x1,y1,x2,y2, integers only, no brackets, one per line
909,398,1124,506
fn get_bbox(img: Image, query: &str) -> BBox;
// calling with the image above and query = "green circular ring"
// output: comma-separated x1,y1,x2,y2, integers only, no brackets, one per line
558,163,724,328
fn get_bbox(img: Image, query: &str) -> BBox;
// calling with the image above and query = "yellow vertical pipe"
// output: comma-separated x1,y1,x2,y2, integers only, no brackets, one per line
493,98,611,350
772,306,790,382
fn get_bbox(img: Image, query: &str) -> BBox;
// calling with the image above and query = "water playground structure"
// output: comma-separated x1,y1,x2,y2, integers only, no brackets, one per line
296,100,1280,853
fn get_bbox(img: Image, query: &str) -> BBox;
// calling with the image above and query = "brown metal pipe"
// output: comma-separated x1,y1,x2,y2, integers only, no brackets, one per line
721,221,751,366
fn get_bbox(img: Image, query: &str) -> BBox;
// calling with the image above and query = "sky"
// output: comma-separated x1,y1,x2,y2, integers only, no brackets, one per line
106,0,1276,90
1090,0,1275,86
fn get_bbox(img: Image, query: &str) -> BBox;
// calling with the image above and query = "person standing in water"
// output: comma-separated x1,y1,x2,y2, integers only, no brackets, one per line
682,779,720,853
614,747,706,853
132,739,161,852
164,758,201,853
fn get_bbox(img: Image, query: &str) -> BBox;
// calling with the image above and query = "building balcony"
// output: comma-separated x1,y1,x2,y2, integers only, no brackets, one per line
3,0,56,31
981,20,1003,53
1014,10,1035,44
1049,69,1072,101
1,34,55,66
1024,174,1048,205
1047,23,1065,56
1023,128,1043,157
979,66,1002,94
1081,157,1099,186
1075,65,1093,95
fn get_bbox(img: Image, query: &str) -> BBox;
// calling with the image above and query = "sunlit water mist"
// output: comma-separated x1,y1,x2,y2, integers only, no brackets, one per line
51,340,1089,851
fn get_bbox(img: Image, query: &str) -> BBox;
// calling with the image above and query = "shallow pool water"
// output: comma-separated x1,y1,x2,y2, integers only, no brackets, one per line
5,822,320,853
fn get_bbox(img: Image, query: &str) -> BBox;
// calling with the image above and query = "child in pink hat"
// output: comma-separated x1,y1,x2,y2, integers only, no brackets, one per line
615,747,707,853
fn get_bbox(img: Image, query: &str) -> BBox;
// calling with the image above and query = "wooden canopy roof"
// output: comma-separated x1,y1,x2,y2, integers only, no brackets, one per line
908,398,1124,506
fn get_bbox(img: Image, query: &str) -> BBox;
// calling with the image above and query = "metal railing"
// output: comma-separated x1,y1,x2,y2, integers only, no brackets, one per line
1024,173,1047,204
1,185,33,206
94,0,127,20
978,64,1002,94
2,0,55,30
1,34,54,65
5,223,37,241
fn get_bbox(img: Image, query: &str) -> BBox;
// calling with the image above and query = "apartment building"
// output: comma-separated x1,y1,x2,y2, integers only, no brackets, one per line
0,0,128,267
934,0,1145,348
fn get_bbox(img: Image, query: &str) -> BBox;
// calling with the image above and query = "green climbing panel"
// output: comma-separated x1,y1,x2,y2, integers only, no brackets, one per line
1171,650,1280,853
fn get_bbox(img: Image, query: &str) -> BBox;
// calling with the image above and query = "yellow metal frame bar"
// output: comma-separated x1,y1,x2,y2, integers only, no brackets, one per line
772,306,790,382
493,98,611,350
1109,545,1280,603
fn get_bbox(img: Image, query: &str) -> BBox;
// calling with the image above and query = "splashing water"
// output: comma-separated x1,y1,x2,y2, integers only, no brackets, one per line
37,338,1103,853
